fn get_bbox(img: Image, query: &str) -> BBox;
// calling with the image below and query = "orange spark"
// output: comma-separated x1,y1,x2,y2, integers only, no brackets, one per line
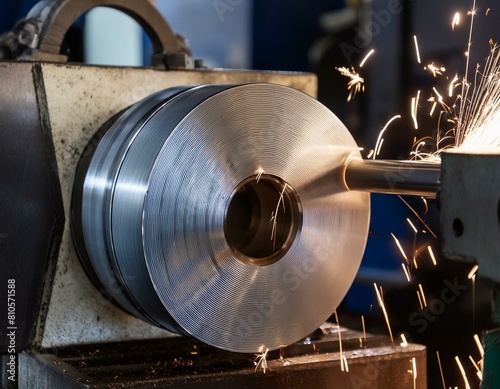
411,90,421,129
334,310,347,372
413,35,421,64
436,351,446,389
452,12,461,31
410,357,417,389
342,355,349,372
376,139,385,156
429,100,438,117
474,334,484,358
416,291,424,310
433,87,444,101
427,246,437,266
391,233,409,263
418,284,428,307
426,63,446,77
361,315,366,346
407,218,418,233
373,115,401,159
398,196,437,238
455,356,471,389
256,167,264,182
449,74,460,97
360,49,375,68
254,346,269,373
402,263,411,282
468,355,482,380
374,283,394,342
468,264,479,279
336,66,365,101
400,333,408,347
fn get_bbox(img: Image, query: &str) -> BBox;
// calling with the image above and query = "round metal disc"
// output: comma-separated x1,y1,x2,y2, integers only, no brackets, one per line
77,83,370,353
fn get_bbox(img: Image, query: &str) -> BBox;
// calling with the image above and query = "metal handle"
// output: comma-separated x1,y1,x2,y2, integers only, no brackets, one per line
344,158,441,198
0,0,193,69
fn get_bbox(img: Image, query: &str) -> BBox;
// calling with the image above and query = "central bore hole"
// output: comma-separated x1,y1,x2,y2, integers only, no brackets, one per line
224,175,302,266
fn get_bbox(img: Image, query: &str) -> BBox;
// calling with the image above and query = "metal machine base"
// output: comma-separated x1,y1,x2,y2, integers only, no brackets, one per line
19,328,426,388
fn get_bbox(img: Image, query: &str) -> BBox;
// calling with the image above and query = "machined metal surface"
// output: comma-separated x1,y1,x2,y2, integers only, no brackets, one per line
74,83,370,353
72,86,194,334
344,158,441,198
19,329,426,388
440,151,500,284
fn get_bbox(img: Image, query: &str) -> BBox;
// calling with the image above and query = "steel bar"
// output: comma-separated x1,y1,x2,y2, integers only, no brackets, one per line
344,159,441,198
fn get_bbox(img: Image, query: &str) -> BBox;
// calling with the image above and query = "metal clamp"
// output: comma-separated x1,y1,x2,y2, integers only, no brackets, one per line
0,0,193,69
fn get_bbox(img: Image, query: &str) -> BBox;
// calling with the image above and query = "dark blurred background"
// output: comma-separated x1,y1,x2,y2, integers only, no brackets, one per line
1,0,497,387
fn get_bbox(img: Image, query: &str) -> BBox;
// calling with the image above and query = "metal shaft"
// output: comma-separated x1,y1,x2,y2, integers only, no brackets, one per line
344,159,441,198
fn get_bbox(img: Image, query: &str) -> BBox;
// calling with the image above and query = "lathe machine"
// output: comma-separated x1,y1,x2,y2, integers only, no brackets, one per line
0,1,498,388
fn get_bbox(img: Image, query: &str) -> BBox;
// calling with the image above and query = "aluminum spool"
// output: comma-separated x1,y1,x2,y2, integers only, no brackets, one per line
71,83,370,353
